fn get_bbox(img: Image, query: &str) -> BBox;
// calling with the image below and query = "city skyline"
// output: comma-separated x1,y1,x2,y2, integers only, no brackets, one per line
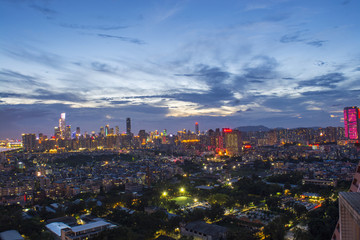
1,0,360,139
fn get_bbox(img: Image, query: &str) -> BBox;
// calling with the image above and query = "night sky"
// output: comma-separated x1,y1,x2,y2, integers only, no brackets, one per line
1,0,360,139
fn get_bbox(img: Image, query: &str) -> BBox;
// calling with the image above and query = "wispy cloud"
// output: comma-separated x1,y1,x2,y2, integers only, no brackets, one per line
280,31,327,47
307,40,327,47
97,34,146,45
91,62,117,74
29,4,58,19
60,23,128,31
3,47,65,70
0,69,45,86
298,73,345,89
280,30,307,43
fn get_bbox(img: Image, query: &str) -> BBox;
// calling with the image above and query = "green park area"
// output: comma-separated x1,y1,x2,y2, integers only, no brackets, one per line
171,196,193,206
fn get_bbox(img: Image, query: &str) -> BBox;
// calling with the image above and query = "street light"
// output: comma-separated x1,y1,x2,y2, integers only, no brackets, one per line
180,187,185,193
162,191,167,197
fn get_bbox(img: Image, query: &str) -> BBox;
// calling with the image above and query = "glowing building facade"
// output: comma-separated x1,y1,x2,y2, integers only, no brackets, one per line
222,128,242,156
59,113,66,139
344,106,360,141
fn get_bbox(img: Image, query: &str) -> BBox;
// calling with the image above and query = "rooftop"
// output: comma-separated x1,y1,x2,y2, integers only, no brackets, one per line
340,192,360,216
0,230,24,240
70,220,110,232
46,222,71,237
184,221,227,236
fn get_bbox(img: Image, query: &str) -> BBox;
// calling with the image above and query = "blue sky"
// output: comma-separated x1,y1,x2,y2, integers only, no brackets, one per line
1,0,359,138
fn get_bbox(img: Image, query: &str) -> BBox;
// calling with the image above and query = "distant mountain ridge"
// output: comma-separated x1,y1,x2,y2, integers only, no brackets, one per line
235,125,325,132
235,125,270,132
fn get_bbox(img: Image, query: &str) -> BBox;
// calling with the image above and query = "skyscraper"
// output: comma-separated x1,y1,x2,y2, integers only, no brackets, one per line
65,125,71,140
54,127,60,139
115,126,120,135
22,133,36,152
105,124,110,136
100,127,105,137
195,122,199,135
344,106,360,141
59,113,66,139
222,128,242,156
126,118,131,135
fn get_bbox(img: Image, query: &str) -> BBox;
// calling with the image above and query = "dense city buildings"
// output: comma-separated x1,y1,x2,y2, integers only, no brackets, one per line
1,111,360,239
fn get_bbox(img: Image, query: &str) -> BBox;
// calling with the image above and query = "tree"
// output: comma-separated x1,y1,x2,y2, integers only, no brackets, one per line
263,220,285,240
293,227,311,240
293,203,307,217
206,204,225,222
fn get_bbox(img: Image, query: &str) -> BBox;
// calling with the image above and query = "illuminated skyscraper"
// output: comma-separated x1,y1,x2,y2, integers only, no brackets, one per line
105,124,110,136
76,127,80,136
100,127,105,137
54,127,60,139
115,126,119,135
222,128,242,156
195,122,199,135
344,106,360,141
59,113,66,139
126,118,131,135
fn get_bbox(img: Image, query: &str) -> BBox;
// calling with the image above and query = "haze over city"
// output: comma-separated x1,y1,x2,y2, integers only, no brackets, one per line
1,0,360,139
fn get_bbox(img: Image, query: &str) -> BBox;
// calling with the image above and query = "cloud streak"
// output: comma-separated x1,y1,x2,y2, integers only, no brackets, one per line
97,34,146,44
60,23,128,31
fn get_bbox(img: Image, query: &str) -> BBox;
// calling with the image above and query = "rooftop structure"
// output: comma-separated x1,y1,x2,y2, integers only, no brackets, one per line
0,230,24,240
180,221,227,240
338,192,360,240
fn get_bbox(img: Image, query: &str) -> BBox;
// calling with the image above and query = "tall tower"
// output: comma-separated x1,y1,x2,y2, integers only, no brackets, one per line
54,127,60,139
59,113,66,139
126,118,131,135
195,122,199,135
344,106,360,141
100,127,105,137
115,126,120,135
105,124,110,136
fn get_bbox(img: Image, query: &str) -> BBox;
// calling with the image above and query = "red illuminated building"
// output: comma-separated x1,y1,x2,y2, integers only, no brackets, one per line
344,106,360,142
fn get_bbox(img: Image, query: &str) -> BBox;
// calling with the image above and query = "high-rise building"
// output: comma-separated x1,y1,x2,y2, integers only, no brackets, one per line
54,127,60,139
344,106,360,141
22,133,36,152
195,122,199,135
76,127,80,136
126,118,131,135
337,192,360,240
332,161,360,240
105,124,110,136
115,126,120,135
223,128,242,156
59,113,66,139
65,125,71,140
100,127,105,137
